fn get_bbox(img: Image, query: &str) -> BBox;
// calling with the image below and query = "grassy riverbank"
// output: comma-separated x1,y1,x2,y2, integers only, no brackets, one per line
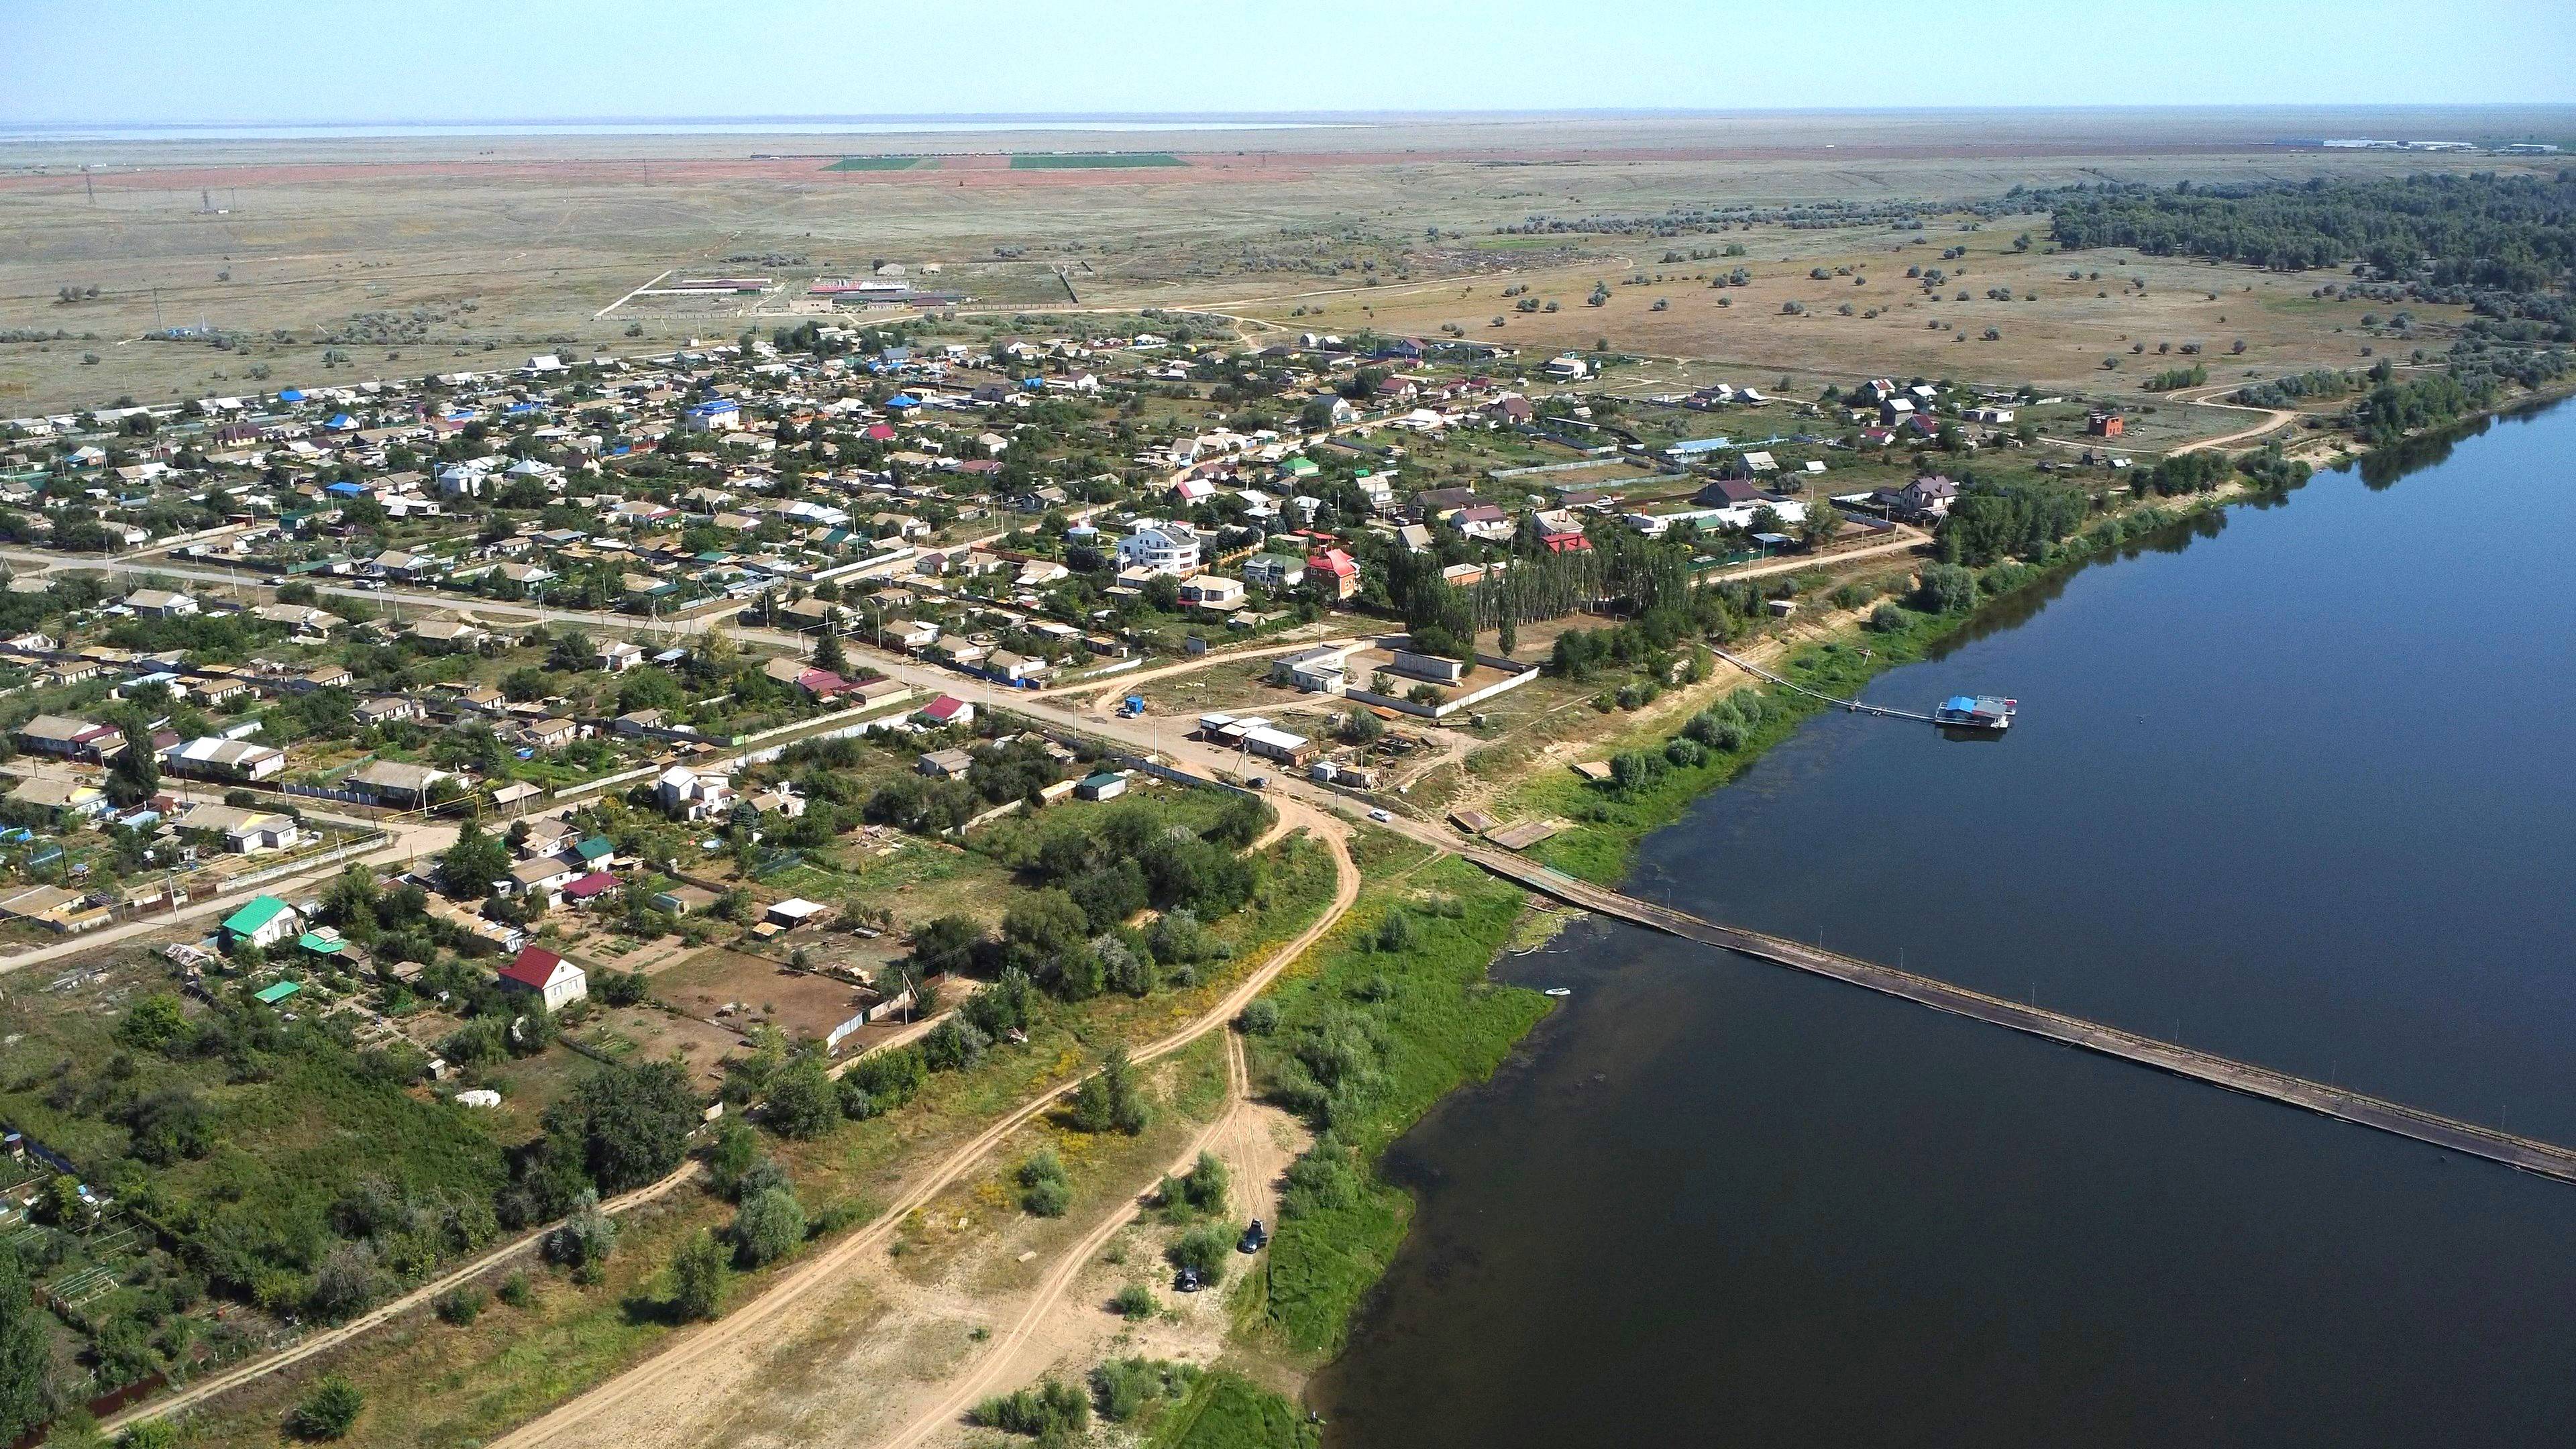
1238,833,1551,1359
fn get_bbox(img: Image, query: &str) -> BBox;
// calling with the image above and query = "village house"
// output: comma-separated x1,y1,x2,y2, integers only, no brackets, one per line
160,735,286,782
347,760,452,808
123,588,199,619
498,945,589,1012
15,714,125,763
174,802,301,854
1115,520,1203,577
504,855,580,905
654,765,734,821
221,895,302,952
407,619,488,652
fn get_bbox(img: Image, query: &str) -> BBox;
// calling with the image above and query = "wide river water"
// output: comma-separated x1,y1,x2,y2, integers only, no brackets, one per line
1318,400,2576,1447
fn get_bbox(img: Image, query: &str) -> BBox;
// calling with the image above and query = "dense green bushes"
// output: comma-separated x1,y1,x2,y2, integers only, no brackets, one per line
2235,368,2353,408
1017,1150,1072,1217
1090,1356,1200,1423
1938,478,2089,565
971,1377,1090,1443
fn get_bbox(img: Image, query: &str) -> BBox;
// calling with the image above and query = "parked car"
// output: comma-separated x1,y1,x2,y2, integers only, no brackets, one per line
1367,808,1391,823
1238,1219,1269,1254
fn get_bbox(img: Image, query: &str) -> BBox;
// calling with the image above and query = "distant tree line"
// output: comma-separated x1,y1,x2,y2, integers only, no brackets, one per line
2039,171,2576,290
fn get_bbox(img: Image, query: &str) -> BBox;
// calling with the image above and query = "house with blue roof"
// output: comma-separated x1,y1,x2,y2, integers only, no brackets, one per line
681,399,742,432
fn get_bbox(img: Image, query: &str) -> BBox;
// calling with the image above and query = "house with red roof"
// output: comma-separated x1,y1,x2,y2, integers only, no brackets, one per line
1305,547,1359,602
562,871,620,904
794,667,859,700
498,945,588,1012
916,694,975,728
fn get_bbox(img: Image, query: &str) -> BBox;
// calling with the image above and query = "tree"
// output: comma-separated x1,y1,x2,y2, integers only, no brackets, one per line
1166,1224,1232,1286
1496,612,1517,657
546,629,594,674
1067,1047,1149,1135
437,820,510,899
544,1191,619,1281
971,1379,1091,1440
548,1061,699,1193
812,629,848,676
116,992,191,1053
1163,1151,1228,1219
763,1057,837,1140
669,1231,729,1320
0,1244,50,1443
288,1376,365,1441
1800,502,1841,548
1914,564,1978,614
121,1417,183,1448
732,1187,806,1267
105,725,160,808
909,914,984,975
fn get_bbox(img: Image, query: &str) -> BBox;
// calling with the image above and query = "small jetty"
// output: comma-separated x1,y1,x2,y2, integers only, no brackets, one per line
1709,647,2012,731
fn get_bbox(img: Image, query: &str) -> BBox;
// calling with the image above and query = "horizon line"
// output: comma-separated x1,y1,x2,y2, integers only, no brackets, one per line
9,102,2576,132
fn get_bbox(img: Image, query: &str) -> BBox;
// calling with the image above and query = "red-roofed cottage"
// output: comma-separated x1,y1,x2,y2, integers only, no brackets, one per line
498,945,588,1012
1305,548,1360,602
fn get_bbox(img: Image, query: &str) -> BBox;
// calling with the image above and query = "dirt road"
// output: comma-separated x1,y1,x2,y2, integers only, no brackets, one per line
2169,384,2300,454
873,1028,1291,1449
482,800,1358,1449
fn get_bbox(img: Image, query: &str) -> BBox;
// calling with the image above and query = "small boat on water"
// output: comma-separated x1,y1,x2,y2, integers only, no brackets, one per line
1933,695,2017,731
1544,987,1573,998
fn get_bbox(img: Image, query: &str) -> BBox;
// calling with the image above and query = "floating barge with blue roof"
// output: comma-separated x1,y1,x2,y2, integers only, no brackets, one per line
1933,695,2017,731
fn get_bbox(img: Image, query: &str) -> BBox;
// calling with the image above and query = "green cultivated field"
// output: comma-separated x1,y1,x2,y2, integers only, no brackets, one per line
1008,152,1185,169
821,155,934,171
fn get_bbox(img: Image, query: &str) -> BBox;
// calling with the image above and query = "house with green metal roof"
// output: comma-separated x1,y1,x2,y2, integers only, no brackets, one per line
221,894,301,951
252,979,303,1006
573,837,615,867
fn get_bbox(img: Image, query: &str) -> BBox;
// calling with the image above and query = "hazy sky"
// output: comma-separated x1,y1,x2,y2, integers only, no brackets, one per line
3,0,2571,125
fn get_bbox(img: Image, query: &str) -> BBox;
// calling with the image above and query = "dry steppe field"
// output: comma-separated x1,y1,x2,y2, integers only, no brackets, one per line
0,109,2559,413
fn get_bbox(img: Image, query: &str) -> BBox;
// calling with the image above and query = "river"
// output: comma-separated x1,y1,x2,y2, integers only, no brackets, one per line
1317,400,2576,1448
